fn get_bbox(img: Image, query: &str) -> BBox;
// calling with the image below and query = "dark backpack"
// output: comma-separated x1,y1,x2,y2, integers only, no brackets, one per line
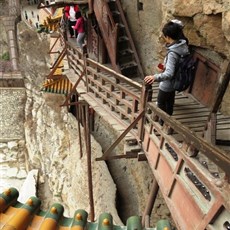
170,51,198,92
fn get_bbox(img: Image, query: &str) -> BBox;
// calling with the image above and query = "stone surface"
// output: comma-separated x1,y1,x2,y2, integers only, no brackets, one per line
0,89,26,140
18,169,38,203
0,139,28,194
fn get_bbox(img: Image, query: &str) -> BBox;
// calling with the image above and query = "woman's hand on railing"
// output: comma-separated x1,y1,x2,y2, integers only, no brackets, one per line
144,75,155,85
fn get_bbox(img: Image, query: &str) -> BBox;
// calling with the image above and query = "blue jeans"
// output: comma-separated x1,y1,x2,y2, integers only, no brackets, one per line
77,32,85,49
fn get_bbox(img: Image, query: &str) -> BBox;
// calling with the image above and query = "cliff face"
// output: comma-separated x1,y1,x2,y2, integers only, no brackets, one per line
121,0,230,70
121,0,230,115
1,0,229,228
17,23,122,224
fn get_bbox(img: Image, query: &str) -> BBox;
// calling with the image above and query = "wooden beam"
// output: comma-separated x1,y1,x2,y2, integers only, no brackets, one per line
96,110,145,161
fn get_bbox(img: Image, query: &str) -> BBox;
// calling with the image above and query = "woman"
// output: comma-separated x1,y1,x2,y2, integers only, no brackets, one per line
144,21,189,117
72,11,86,49
64,5,79,38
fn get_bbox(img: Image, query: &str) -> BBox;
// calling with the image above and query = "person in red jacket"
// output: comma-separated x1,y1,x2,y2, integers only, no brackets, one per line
64,5,79,38
72,11,86,49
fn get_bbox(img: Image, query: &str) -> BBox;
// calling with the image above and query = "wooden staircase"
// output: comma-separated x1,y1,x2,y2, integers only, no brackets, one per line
94,0,144,79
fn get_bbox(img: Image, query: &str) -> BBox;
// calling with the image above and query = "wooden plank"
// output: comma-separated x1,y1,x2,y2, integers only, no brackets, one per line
173,112,210,120
177,116,209,123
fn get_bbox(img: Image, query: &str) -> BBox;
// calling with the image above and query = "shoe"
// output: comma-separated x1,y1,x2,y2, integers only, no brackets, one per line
69,35,73,38
158,119,164,126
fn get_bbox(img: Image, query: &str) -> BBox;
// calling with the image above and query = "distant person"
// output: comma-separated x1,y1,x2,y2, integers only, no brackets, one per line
25,11,28,20
72,11,86,49
144,21,189,118
64,5,79,38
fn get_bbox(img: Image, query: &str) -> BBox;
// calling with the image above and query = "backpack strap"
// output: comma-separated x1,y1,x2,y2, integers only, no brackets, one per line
165,50,181,75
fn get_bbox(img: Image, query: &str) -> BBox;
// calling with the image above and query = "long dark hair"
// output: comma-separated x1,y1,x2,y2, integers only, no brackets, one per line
162,21,182,40
75,11,82,19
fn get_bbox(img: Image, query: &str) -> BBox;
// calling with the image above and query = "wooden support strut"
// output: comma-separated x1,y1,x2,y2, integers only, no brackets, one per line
141,178,159,228
48,34,61,54
60,68,86,107
47,47,67,79
82,104,95,222
96,110,145,161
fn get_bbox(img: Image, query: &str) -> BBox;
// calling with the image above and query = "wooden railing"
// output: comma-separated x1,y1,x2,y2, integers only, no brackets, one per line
67,42,142,125
64,41,230,229
142,102,230,229
66,41,230,174
86,59,142,122
47,32,67,79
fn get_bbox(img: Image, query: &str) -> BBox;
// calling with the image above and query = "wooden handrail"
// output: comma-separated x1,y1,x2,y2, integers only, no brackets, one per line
145,102,230,177
65,35,230,177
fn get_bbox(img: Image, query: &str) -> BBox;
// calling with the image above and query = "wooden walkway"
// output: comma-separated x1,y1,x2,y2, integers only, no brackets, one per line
41,28,230,230
148,83,230,152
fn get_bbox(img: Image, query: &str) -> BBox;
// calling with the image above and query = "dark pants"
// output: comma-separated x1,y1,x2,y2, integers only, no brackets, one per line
157,89,175,116
68,20,77,37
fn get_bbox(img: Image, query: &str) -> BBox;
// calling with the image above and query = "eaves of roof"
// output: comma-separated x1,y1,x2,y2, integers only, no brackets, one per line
0,188,171,230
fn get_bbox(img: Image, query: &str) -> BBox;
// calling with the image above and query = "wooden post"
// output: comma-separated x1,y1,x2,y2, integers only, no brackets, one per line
138,84,150,142
141,178,159,228
83,104,95,222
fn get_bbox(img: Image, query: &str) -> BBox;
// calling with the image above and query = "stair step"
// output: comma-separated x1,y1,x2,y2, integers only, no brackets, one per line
119,49,134,56
120,61,137,70
124,143,142,157
118,49,134,63
118,23,125,29
120,62,138,77
111,10,121,23
118,36,129,42
118,23,126,36
125,137,138,146
112,10,120,16
108,0,117,11
138,151,147,161
118,36,130,49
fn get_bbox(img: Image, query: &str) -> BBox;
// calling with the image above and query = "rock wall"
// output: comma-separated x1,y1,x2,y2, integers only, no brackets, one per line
121,0,230,71
24,92,121,223
0,23,8,56
0,140,28,193
0,89,26,140
17,23,122,224
121,0,230,115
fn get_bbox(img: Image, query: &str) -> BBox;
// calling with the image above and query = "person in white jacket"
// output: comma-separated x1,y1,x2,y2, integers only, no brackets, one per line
64,5,79,38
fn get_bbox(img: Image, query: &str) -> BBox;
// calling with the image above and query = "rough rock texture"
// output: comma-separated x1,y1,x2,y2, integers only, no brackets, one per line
0,89,26,140
1,0,230,228
24,93,121,222
0,23,8,55
18,23,122,224
0,140,28,193
122,0,230,69
121,0,230,115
